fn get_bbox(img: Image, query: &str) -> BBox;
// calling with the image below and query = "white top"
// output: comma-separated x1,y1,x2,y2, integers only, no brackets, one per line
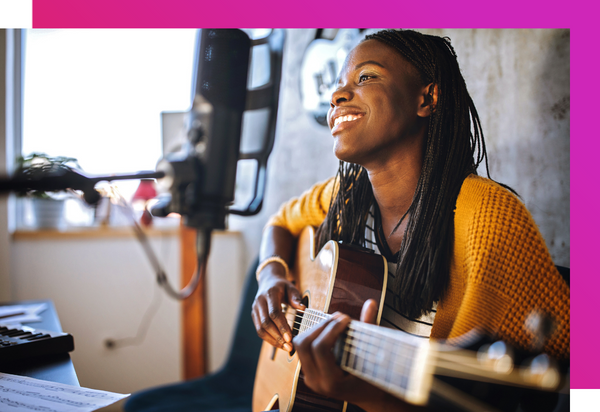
364,209,436,338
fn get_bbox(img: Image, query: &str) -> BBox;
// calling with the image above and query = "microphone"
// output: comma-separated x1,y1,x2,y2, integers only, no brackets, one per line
153,29,285,231
0,166,164,205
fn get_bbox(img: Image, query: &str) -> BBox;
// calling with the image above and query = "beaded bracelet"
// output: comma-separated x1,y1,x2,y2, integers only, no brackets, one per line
256,256,290,283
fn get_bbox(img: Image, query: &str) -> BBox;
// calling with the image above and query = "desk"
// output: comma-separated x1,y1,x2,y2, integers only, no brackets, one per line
0,300,79,386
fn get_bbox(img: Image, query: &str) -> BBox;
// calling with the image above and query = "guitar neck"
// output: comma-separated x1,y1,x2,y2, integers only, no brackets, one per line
296,308,564,407
299,308,434,405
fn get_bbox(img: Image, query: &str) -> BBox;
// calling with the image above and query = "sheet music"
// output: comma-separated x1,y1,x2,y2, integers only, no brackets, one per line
0,303,48,325
0,373,129,412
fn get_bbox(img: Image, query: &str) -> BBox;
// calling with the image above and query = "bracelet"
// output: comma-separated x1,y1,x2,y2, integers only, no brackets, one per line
256,256,290,283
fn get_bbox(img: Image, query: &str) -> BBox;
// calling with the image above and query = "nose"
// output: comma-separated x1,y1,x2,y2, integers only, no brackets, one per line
330,85,353,107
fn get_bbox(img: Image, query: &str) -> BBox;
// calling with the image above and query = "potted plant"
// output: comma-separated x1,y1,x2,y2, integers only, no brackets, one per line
14,153,81,229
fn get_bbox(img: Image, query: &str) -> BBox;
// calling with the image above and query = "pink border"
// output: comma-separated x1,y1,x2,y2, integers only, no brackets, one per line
30,1,578,29
31,0,586,389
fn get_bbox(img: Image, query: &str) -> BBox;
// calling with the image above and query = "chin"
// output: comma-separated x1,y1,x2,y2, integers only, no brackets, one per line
333,144,361,165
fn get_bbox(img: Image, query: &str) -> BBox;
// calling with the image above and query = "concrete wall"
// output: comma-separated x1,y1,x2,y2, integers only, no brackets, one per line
421,29,570,267
231,28,570,269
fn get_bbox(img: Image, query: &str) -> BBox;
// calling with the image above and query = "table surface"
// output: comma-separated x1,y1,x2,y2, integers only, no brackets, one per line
0,300,79,386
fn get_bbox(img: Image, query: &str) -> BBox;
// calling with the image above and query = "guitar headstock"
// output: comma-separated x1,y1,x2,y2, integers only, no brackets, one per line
432,329,569,412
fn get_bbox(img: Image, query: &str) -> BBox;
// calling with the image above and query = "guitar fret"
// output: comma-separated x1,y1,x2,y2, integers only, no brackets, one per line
346,331,354,366
366,328,376,377
351,331,357,366
311,310,318,327
301,310,308,333
342,335,350,369
358,329,366,374
391,338,404,391
375,330,386,381
384,334,394,387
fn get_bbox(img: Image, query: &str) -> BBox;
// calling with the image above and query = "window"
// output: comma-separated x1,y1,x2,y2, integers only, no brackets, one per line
19,29,197,227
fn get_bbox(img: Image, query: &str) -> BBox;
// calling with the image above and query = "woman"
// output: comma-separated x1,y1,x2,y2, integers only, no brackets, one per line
251,29,569,411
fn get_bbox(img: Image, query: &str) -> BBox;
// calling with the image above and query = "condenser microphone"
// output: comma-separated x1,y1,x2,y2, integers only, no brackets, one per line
154,29,285,231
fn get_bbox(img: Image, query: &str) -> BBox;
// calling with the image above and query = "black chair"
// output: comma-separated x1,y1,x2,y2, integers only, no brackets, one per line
555,265,569,287
124,259,261,412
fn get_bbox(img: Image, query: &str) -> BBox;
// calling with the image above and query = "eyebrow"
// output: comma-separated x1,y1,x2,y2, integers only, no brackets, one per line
335,60,385,85
355,60,385,70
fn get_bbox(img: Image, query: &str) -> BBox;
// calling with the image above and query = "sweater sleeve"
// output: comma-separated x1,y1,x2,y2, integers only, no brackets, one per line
266,177,337,236
448,177,570,359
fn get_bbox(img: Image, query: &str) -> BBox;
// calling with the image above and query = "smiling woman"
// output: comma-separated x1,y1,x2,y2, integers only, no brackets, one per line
328,40,430,170
252,29,569,412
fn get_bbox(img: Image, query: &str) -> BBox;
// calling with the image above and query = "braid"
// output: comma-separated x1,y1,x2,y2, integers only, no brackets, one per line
316,162,373,249
318,29,493,319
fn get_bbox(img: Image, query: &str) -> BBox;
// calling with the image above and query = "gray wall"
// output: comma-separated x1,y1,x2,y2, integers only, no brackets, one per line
230,29,570,269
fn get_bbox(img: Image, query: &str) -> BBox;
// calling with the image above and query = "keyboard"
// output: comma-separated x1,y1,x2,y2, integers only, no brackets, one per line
0,324,74,363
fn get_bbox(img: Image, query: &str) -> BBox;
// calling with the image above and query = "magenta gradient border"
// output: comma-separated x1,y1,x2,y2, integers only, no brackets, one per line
31,0,591,389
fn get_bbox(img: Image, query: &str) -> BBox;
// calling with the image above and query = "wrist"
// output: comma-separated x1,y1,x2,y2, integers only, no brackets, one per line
256,256,290,283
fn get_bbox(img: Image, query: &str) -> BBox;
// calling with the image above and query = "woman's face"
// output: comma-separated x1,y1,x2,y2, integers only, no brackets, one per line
327,39,430,167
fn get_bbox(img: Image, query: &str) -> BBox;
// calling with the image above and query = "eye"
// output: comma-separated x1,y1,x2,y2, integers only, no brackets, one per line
358,74,375,83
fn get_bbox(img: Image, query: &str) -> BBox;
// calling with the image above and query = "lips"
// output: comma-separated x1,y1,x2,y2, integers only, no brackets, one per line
333,114,363,127
330,109,365,134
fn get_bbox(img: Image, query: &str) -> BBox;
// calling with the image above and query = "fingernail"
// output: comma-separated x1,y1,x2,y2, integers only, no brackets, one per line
284,343,293,352
284,332,292,342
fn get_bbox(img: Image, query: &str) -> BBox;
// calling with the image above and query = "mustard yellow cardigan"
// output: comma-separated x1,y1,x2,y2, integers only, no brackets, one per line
267,174,570,359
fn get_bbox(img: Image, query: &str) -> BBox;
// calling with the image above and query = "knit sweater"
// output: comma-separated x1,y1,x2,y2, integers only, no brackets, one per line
266,174,570,359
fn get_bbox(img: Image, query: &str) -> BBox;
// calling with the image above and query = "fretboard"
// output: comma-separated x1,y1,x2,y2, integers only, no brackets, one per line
295,307,564,406
298,308,434,406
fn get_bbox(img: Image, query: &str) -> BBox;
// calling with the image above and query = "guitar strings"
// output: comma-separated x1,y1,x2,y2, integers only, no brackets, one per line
280,307,554,391
284,308,422,359
288,319,512,389
284,308,427,392
284,308,422,370
285,307,482,366
282,308,522,384
339,334,536,389
293,323,541,390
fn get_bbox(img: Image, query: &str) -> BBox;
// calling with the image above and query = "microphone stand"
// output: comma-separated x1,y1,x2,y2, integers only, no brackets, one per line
0,168,165,205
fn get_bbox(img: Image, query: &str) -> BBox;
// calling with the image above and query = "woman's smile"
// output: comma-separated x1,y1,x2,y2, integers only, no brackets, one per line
330,112,365,134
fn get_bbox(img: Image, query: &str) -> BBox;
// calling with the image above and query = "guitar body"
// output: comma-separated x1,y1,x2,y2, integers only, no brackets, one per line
252,227,388,412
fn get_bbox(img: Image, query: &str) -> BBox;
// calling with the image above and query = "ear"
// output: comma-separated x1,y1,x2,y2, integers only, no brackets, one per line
417,83,439,118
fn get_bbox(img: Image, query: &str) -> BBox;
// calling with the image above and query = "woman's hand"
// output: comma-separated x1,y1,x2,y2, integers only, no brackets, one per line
252,225,304,351
293,299,380,404
293,300,425,412
251,263,305,352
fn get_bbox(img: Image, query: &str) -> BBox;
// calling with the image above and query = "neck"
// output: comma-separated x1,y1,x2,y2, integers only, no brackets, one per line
365,147,423,246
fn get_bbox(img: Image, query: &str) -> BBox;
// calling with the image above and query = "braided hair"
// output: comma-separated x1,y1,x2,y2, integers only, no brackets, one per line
317,29,491,319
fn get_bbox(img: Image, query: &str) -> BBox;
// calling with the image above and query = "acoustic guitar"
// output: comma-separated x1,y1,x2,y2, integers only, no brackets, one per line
252,227,566,412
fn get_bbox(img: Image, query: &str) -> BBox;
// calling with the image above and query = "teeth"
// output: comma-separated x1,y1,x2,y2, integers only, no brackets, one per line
334,114,362,127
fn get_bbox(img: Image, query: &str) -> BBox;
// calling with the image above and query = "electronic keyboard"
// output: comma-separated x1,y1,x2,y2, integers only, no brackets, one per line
0,324,74,363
